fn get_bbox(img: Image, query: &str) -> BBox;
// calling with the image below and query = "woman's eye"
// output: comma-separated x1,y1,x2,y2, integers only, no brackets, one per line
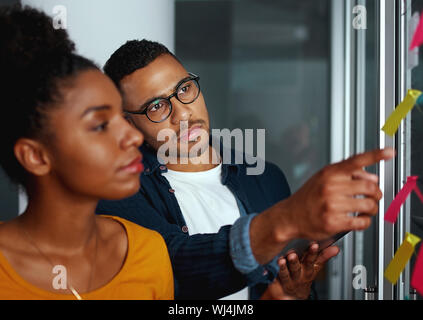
123,114,132,124
92,121,109,132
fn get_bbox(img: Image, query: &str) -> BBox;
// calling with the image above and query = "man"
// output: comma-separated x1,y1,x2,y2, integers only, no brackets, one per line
96,40,394,300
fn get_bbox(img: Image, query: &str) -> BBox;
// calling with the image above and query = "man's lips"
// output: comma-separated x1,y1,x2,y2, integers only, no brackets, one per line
120,155,144,173
179,124,203,141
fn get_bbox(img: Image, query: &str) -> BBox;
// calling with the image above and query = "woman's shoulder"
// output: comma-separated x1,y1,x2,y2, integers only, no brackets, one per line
0,219,26,254
98,215,173,299
98,215,166,250
0,219,35,280
98,215,171,280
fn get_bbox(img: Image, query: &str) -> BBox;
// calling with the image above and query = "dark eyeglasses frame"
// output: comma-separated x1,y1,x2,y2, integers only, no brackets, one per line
123,72,201,123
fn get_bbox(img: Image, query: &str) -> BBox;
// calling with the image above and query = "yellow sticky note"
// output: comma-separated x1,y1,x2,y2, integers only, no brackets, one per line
382,89,422,136
384,233,421,285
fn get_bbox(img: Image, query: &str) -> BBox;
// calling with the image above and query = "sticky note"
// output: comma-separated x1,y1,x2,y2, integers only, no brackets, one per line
384,176,419,224
410,13,423,50
414,183,423,203
411,244,423,296
385,233,421,285
382,89,422,136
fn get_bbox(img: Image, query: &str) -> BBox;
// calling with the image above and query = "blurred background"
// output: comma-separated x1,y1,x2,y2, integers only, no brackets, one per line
0,0,422,300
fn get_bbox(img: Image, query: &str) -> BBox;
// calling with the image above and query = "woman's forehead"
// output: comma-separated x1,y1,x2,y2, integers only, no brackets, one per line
58,70,121,115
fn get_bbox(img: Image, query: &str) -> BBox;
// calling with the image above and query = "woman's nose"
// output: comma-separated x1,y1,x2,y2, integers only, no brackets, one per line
121,117,144,149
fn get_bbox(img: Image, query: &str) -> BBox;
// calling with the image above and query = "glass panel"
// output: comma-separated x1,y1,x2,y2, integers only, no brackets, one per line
176,0,331,298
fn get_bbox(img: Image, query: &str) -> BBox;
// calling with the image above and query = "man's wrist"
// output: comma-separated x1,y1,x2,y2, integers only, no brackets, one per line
249,199,300,265
268,199,300,243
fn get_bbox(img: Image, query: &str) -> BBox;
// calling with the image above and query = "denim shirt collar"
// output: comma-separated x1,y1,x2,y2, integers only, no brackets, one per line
140,135,242,183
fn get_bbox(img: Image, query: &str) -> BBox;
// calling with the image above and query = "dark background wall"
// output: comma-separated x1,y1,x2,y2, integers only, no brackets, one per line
0,0,20,221
0,0,19,6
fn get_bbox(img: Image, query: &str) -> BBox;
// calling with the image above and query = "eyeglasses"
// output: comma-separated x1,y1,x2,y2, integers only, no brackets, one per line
124,73,201,123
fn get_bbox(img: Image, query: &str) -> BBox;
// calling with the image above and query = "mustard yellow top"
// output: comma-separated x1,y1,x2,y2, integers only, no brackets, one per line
0,215,174,300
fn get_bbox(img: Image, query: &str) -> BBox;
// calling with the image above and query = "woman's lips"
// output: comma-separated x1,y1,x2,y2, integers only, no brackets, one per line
121,156,144,174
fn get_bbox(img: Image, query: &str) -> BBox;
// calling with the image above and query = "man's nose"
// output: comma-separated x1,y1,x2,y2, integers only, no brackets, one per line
170,98,192,125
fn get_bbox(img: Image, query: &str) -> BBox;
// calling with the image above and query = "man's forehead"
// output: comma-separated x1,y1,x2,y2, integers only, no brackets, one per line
124,54,185,85
121,60,188,102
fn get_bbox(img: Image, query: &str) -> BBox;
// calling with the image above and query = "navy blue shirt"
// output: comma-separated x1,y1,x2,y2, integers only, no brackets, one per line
96,142,292,299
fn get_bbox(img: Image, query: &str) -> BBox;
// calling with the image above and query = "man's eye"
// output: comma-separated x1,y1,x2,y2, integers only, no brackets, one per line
149,103,164,112
179,84,191,95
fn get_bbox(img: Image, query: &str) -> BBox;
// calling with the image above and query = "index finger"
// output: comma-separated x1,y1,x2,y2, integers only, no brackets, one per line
340,148,395,171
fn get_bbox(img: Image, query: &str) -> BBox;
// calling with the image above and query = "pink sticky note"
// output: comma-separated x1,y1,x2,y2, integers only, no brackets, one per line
410,12,423,50
414,185,423,204
385,176,418,224
411,244,423,296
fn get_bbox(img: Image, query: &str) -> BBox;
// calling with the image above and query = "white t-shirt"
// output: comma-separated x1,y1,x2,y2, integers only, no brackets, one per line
162,163,249,300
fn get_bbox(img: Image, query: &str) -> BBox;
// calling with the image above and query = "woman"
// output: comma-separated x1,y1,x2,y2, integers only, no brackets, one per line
0,5,173,299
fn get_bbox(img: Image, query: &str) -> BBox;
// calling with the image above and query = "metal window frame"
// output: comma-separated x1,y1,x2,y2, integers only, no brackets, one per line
329,0,372,300
330,0,399,300
329,0,347,299
329,0,359,300
377,0,397,301
396,0,410,301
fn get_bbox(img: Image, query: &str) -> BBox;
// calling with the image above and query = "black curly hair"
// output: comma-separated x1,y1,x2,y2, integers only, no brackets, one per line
104,39,180,89
0,4,99,186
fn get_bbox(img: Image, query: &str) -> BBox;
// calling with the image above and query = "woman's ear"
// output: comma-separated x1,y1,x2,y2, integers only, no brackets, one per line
13,138,51,177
